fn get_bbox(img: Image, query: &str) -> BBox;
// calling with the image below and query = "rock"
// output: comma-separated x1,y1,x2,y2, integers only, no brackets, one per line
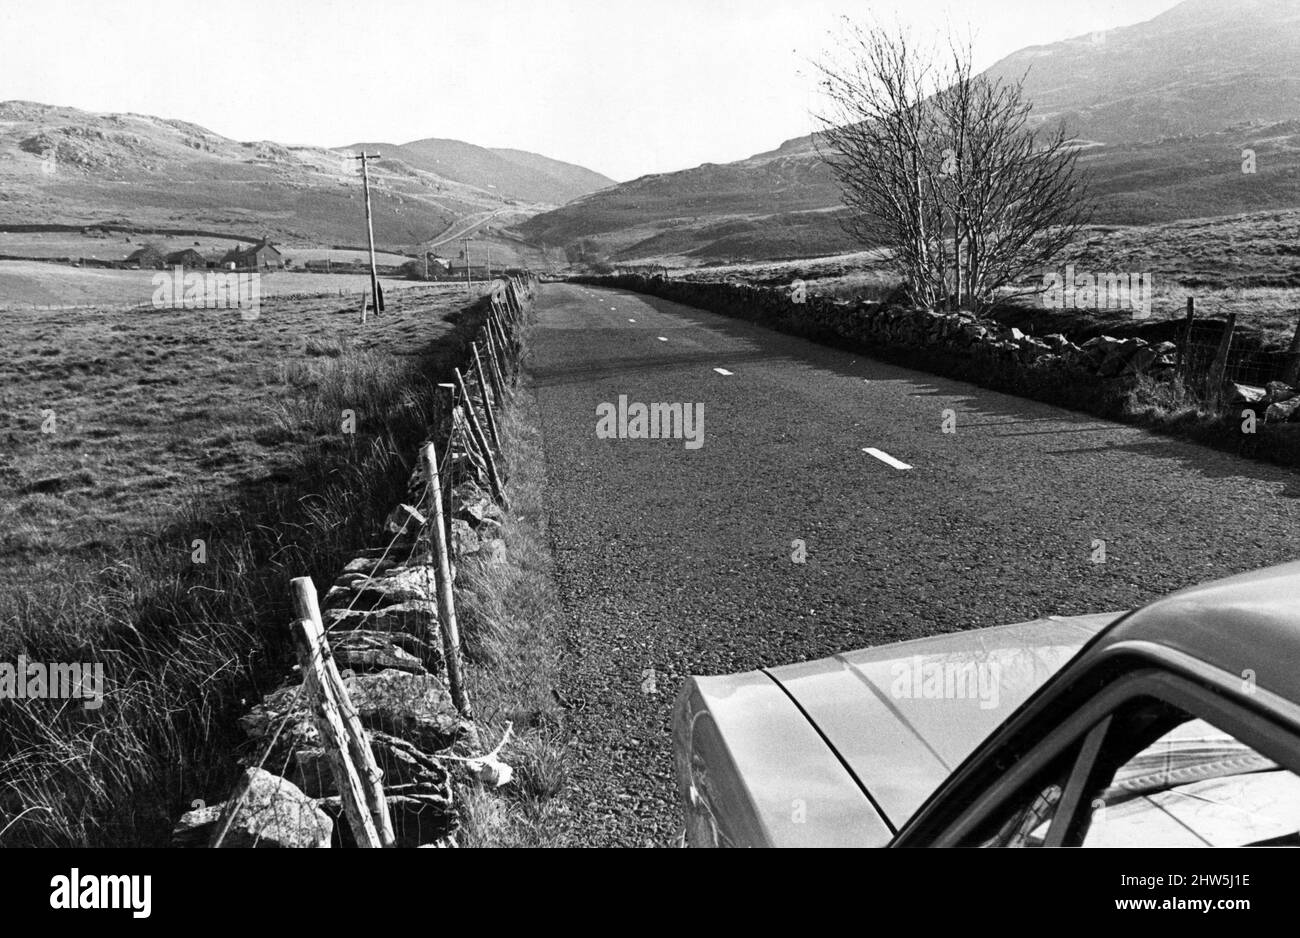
323,565,437,611
1227,383,1268,405
330,631,426,675
238,684,319,767
1266,396,1300,423
1019,337,1053,362
210,768,332,848
1122,346,1159,375
451,518,480,557
322,599,439,637
455,487,504,528
171,802,223,847
1081,336,1122,362
1042,333,1072,351
1265,382,1298,405
342,669,469,752
1098,339,1146,377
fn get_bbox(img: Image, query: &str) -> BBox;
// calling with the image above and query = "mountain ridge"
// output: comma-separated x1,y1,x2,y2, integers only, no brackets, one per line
519,0,1300,266
0,100,610,252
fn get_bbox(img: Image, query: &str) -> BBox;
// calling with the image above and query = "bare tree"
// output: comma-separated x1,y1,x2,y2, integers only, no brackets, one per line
816,22,1092,314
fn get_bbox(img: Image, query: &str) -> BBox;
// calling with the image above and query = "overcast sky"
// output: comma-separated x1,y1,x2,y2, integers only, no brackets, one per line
2,0,1182,181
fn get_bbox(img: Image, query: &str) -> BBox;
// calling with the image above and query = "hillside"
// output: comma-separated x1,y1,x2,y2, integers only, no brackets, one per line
347,137,613,205
0,101,604,256
1000,0,1300,144
519,0,1300,267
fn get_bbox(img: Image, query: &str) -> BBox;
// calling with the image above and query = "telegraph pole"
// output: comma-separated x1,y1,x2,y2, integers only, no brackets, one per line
461,237,473,293
350,152,384,319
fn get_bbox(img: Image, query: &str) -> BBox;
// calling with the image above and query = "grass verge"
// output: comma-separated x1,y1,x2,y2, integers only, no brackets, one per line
451,345,570,847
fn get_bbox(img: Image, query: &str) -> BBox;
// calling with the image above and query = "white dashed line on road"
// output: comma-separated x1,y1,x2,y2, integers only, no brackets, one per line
714,368,734,376
863,448,913,470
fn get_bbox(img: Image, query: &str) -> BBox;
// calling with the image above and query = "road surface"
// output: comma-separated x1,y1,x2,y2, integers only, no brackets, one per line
530,282,1300,846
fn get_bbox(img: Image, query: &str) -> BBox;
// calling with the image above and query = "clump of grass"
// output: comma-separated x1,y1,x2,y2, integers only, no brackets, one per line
1122,372,1217,426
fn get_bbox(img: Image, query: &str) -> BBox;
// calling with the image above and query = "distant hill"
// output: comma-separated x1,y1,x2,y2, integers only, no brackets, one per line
0,101,608,254
519,0,1300,267
347,138,612,205
996,0,1300,144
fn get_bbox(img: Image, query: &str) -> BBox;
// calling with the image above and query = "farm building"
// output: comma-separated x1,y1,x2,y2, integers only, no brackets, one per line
218,239,285,270
445,262,492,281
164,248,208,268
124,245,167,269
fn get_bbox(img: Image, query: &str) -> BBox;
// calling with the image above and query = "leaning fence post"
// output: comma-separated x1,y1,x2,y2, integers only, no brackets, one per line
472,343,505,447
422,443,479,750
488,313,513,379
289,577,394,847
454,368,507,507
482,328,508,398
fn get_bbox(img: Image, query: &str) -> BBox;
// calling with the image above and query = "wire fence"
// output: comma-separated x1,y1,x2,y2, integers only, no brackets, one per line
204,272,537,849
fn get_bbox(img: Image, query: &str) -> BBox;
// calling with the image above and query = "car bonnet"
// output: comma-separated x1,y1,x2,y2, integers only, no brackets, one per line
764,613,1120,828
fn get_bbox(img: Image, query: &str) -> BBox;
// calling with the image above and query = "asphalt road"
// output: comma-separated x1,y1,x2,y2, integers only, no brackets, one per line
530,282,1300,847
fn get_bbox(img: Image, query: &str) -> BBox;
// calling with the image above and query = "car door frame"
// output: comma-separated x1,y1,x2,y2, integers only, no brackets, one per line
890,639,1300,847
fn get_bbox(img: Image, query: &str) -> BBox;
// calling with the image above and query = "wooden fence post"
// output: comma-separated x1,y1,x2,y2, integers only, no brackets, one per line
488,314,513,380
289,577,394,848
483,330,508,397
454,368,507,507
473,342,501,431
422,443,479,748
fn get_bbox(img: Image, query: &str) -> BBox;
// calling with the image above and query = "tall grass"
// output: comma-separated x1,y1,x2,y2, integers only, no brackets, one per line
0,309,486,847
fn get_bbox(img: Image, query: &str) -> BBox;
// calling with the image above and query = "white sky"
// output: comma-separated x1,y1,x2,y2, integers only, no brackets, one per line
0,0,1183,181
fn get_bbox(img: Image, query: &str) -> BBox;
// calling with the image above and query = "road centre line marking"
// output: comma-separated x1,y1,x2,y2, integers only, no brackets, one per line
714,368,734,376
863,448,913,470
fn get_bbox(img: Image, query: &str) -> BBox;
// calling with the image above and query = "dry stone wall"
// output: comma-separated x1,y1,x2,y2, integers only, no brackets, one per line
171,283,534,848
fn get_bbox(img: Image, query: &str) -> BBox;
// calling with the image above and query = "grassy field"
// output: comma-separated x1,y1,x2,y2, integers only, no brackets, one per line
0,283,489,846
0,260,448,308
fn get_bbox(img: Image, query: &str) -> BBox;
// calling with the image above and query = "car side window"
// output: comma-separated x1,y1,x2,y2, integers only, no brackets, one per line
1079,701,1300,848
968,751,1078,848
